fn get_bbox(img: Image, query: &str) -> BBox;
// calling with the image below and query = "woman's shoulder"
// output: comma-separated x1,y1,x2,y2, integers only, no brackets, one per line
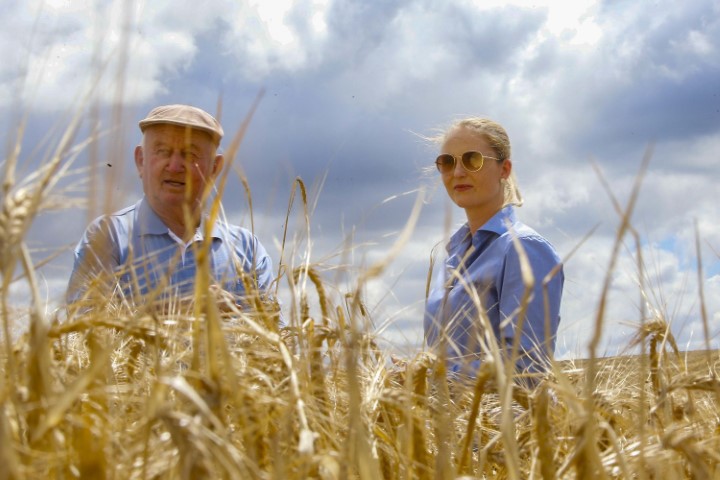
502,220,560,259
509,221,549,241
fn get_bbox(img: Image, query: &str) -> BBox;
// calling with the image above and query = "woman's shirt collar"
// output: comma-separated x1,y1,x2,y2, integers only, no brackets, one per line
446,205,517,254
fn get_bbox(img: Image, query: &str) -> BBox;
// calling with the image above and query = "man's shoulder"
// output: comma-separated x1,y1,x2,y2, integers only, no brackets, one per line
110,203,139,218
212,221,271,260
214,221,256,242
89,202,138,223
84,202,139,236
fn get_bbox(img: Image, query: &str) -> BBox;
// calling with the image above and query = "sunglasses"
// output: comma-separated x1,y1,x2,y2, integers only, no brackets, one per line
435,151,500,174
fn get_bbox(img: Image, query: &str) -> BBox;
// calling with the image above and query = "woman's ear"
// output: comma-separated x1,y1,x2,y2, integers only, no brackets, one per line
501,158,513,180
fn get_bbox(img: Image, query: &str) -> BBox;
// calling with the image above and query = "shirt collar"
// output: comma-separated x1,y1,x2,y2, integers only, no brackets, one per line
136,198,168,235
136,197,224,240
479,205,516,236
446,205,516,253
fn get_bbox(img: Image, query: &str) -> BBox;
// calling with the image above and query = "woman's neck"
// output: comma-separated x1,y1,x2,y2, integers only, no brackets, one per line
466,203,503,234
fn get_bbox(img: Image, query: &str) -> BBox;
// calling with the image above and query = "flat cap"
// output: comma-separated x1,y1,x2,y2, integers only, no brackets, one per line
138,104,224,144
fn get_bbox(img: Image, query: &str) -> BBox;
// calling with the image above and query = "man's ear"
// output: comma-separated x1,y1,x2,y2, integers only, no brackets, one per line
212,154,224,178
134,145,144,177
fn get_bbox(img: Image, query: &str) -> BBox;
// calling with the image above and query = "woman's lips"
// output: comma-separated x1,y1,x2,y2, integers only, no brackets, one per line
454,184,472,192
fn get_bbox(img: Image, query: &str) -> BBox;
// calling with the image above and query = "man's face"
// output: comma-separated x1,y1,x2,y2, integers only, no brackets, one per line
134,124,223,222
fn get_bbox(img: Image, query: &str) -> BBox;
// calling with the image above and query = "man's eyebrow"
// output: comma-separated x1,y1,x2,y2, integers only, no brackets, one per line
151,139,202,151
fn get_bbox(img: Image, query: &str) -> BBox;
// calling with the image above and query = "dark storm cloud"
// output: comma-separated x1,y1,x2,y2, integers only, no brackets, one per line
322,0,410,61
215,78,432,213
568,0,720,159
319,0,546,73
437,4,545,70
588,69,720,158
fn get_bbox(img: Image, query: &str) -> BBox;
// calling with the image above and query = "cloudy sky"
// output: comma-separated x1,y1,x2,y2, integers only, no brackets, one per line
3,0,719,359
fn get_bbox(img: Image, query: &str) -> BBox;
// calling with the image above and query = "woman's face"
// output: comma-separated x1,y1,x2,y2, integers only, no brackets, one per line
439,127,511,218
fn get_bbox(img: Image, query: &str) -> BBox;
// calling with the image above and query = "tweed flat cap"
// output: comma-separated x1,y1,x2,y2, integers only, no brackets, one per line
138,104,223,144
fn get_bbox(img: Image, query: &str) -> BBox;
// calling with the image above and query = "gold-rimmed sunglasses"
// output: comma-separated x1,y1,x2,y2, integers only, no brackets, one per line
435,151,501,174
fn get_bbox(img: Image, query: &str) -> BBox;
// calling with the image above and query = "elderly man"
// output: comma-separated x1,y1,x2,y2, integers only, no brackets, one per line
67,104,277,314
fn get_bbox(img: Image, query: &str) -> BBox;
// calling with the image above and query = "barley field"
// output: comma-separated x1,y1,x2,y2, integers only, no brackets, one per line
2,127,719,480
1,274,719,479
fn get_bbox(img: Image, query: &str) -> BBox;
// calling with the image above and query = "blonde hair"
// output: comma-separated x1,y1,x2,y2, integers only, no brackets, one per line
440,117,523,207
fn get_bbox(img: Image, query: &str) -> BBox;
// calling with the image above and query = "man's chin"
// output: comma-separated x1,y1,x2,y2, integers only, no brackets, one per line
149,193,199,211
159,189,191,201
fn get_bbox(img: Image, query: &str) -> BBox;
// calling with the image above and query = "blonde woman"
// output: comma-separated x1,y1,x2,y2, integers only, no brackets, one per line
424,118,563,384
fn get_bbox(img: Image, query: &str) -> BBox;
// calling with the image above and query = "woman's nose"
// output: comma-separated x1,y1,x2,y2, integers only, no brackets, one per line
452,157,466,176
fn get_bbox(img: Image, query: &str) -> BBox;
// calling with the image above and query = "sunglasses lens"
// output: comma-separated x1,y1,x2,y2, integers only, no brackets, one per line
435,154,455,173
462,152,484,171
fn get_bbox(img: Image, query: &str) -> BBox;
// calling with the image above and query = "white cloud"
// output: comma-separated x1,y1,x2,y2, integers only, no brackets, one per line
219,0,331,79
673,30,715,58
3,0,253,110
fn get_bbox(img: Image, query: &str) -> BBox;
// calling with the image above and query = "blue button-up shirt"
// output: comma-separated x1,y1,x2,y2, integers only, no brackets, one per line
424,206,563,378
67,198,276,306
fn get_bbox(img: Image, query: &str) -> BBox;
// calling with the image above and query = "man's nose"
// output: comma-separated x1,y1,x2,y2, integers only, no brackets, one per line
166,152,186,172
